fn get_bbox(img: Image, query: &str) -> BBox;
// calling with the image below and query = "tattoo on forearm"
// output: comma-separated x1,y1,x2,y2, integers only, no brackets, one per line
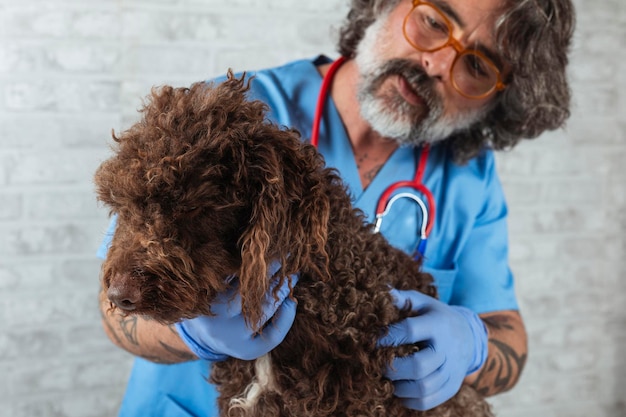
167,324,179,336
138,353,178,364
490,339,526,391
101,293,192,363
472,339,527,396
471,315,527,396
119,315,140,346
482,315,515,331
146,324,196,360
100,309,124,347
159,340,197,361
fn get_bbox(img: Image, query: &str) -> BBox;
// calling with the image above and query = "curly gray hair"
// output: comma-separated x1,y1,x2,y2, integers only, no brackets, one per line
336,0,576,163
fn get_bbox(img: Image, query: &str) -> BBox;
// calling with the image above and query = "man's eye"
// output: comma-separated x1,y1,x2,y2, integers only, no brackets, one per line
426,15,447,33
463,54,490,79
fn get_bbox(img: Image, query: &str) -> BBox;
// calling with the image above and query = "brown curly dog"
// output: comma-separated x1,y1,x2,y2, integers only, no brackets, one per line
94,73,494,417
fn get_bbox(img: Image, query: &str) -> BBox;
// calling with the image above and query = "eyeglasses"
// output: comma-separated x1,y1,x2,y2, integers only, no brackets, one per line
402,0,506,99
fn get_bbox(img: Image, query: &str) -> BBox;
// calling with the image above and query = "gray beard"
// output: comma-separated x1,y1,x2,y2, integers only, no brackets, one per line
356,59,454,146
354,19,486,146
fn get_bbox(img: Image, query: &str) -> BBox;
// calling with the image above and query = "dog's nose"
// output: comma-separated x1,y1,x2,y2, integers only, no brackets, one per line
107,277,142,311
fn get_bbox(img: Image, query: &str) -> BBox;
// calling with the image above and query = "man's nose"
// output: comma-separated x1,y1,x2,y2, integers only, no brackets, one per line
420,46,457,82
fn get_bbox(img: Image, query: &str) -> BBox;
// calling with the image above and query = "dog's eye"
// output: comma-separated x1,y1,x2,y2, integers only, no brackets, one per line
183,206,202,216
133,266,148,277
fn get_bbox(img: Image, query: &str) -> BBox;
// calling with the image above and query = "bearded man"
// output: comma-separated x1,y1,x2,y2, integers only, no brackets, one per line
98,0,575,415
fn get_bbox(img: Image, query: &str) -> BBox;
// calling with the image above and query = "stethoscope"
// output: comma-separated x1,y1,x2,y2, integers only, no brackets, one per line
310,56,436,259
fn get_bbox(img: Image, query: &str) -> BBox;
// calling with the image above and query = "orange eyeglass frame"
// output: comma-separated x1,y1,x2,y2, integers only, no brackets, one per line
402,0,506,99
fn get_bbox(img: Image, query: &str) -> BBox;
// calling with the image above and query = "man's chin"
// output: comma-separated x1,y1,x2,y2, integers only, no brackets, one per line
372,115,461,147
358,87,476,146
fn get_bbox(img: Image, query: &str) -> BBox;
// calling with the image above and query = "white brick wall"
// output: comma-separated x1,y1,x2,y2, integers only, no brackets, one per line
0,0,623,416
490,0,626,415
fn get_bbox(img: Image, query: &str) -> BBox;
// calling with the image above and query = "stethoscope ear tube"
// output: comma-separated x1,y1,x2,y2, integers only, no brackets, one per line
374,177,436,237
374,181,435,258
375,192,429,258
311,56,346,148
374,192,428,239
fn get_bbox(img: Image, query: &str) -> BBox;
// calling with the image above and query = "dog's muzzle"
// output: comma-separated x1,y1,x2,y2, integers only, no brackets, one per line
107,273,142,312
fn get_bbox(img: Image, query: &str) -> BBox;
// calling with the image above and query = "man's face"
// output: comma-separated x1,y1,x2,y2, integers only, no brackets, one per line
355,0,504,146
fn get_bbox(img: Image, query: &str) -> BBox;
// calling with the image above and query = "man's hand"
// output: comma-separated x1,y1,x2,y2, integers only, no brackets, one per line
176,275,298,361
378,289,488,410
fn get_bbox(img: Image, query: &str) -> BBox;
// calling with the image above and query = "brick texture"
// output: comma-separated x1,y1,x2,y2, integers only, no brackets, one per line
0,0,623,416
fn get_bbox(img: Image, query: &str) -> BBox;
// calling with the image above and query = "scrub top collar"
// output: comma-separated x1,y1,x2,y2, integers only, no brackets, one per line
310,59,420,225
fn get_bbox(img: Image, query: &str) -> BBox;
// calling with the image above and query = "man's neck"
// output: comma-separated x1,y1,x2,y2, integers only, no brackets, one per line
318,58,399,189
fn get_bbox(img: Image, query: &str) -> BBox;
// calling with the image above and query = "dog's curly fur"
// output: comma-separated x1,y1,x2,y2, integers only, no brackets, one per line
94,73,494,417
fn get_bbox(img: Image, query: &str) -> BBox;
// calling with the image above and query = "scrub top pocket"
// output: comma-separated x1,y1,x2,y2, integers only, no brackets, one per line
421,265,458,304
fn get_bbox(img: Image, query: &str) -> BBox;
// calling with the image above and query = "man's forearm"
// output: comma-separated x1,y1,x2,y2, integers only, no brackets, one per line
99,288,197,364
465,310,528,396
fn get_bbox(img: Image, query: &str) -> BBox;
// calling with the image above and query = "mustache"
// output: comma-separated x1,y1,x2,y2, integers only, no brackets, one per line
368,58,440,109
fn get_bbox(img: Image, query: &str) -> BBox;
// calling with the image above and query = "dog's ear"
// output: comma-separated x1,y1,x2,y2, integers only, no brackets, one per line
236,132,332,331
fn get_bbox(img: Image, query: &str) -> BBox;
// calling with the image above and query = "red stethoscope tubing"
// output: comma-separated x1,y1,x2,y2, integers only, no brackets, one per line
311,56,346,149
310,56,436,239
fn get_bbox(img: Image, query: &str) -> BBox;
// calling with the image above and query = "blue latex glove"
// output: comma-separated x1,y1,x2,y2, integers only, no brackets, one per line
175,272,298,361
379,288,488,411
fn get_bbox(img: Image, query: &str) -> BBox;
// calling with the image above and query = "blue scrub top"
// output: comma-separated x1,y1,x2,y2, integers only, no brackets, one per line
98,55,518,417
